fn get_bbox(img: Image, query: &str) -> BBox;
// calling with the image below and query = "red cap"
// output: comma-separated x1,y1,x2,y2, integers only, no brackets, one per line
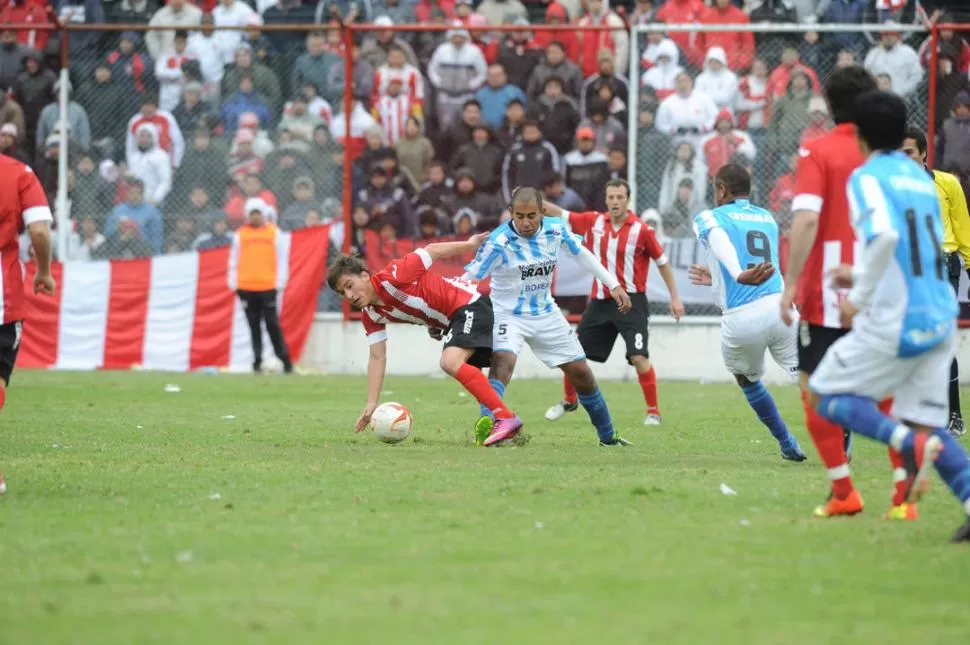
576,126,595,140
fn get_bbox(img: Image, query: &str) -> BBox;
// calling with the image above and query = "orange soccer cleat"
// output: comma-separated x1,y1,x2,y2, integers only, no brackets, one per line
814,489,864,518
884,502,919,521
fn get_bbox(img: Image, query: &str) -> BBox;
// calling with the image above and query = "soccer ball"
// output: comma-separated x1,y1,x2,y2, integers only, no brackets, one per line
370,402,413,444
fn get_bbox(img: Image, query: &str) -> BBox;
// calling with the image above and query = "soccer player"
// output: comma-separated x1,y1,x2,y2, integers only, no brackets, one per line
538,179,685,426
900,127,970,438
463,186,633,447
326,234,519,441
778,65,906,518
808,89,970,543
0,155,56,495
687,164,807,461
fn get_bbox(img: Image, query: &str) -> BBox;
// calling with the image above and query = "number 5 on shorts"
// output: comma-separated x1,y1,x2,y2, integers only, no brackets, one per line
497,324,508,337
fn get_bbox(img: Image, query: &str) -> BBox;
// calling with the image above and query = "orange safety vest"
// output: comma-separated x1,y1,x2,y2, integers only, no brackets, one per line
235,224,278,292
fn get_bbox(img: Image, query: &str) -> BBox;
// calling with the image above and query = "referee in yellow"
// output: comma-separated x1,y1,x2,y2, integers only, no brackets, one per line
903,127,970,437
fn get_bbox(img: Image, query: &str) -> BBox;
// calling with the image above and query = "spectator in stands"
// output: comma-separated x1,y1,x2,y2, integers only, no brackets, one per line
655,0,706,67
106,175,164,254
416,161,454,210
224,44,282,115
263,146,314,208
292,31,340,104
452,208,476,238
212,0,257,66
100,215,155,260
361,16,419,70
530,76,581,155
450,123,505,194
280,176,319,231
172,81,215,136
127,94,185,168
146,0,203,60
541,169,586,212
128,124,173,208
577,0,628,80
0,91,24,149
375,0,416,26
243,15,277,69
1,1,52,52
581,48,629,120
735,58,769,131
864,28,923,98
748,1,797,69
658,139,706,217
166,213,198,253
78,64,127,156
377,148,418,197
937,91,970,190
372,75,418,146
477,0,527,26
607,146,626,181
798,29,825,75
701,109,756,182
820,0,868,59
417,205,448,239
53,1,105,79
767,47,821,99
358,163,416,237
767,66,812,177
228,129,265,178
529,42,583,103
698,0,755,72
918,12,970,73
563,125,609,211
476,63,527,129
357,125,390,175
640,30,681,72
155,30,195,113
226,172,278,229
436,98,481,162
395,116,433,184
641,38,682,103
293,83,333,125
445,167,501,230
655,72,718,151
222,73,272,134
636,102,669,210
580,97,624,155
876,72,893,92
663,177,702,238
186,13,225,98
279,94,324,144
0,27,29,90
496,98,526,149
16,50,55,158
108,32,155,106
694,46,739,111
68,216,107,261
179,184,222,225
500,119,559,202
37,81,91,159
768,151,797,228
631,0,659,53
534,3,580,63
173,127,227,207
315,0,372,23
925,44,970,132
0,122,25,162
415,8,450,69
495,18,543,92
328,37,375,107
194,213,233,250
835,48,858,70
373,44,425,109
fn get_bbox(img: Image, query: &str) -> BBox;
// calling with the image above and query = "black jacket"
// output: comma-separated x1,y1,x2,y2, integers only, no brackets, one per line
501,138,561,203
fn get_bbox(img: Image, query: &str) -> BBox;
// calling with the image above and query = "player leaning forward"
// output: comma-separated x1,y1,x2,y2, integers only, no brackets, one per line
540,179,685,426
326,234,521,437
808,90,970,543
462,187,634,447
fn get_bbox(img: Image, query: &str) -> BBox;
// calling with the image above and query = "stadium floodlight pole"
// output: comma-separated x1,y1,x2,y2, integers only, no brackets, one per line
626,23,638,212
56,23,70,262
927,24,940,168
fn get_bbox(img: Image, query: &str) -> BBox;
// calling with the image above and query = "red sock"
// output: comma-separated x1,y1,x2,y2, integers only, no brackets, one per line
639,367,659,415
877,398,909,506
454,364,512,420
801,389,854,499
563,374,577,405
0,386,5,411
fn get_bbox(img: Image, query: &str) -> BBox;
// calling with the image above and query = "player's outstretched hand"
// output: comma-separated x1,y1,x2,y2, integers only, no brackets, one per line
610,287,632,313
669,297,685,321
827,263,854,289
737,262,775,286
688,264,712,286
465,232,489,252
780,283,797,326
33,271,56,296
355,404,377,433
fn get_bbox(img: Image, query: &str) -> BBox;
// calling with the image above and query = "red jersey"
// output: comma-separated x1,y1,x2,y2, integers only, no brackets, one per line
566,210,666,300
361,249,479,344
0,156,52,324
791,123,864,328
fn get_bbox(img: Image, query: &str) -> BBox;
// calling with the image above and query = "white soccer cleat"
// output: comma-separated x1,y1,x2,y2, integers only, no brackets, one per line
544,401,578,421
0,473,6,495
643,414,662,426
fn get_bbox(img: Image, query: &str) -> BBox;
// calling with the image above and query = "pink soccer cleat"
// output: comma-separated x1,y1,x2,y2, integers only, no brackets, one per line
483,416,523,447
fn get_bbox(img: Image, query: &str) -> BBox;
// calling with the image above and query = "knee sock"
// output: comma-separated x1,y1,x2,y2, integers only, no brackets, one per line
563,375,577,405
639,367,659,415
950,358,962,420
479,377,506,418
577,387,615,442
742,381,793,445
931,429,970,516
816,394,914,450
0,386,5,412
878,398,911,506
802,389,854,499
453,365,510,420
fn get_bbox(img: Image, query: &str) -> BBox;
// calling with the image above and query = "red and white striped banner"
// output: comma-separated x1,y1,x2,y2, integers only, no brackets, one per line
17,225,330,372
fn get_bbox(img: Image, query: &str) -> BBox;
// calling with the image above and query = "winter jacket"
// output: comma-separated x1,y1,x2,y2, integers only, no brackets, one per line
581,73,629,121
701,123,757,177
864,42,923,98
694,47,739,110
655,90,719,150
579,116,626,155
640,40,683,103
697,3,755,71
52,0,104,57
450,131,506,194
327,55,375,105
395,134,435,184
496,39,543,93
128,125,173,207
0,97,25,144
0,1,52,52
501,138,560,202
527,58,584,102
476,83,527,129
13,52,55,131
146,3,204,61
106,201,164,254
357,183,416,237
427,33,487,97
127,110,185,168
222,90,273,134
655,0,707,67
476,0,527,26
767,83,813,158
0,40,30,89
530,94,581,155
211,0,257,66
821,0,869,54
36,100,91,153
172,99,219,137
360,37,419,71
77,78,127,145
563,149,610,212
186,33,225,89
533,3,580,63
735,74,769,130
577,2,628,79
223,62,282,114
939,115,970,180
155,49,196,113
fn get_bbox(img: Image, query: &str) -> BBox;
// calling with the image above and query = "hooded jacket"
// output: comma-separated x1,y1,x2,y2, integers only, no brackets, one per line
864,39,923,98
694,47,739,110
427,29,488,96
146,1,204,60
36,85,91,153
697,1,755,71
528,54,584,102
14,51,55,131
128,124,174,207
532,3,580,63
700,109,757,177
577,0,628,79
530,93,580,155
641,39,683,102
501,135,560,202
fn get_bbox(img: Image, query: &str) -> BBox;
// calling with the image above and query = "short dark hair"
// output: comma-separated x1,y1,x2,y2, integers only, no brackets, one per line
509,185,542,211
326,254,368,292
852,90,907,152
904,126,927,155
714,163,751,199
825,65,877,124
463,99,481,111
605,178,630,198
540,171,562,189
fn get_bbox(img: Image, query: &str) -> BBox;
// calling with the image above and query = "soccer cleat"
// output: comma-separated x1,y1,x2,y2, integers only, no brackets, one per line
599,434,633,447
0,473,6,495
474,415,493,446
947,415,966,438
814,489,864,518
950,519,970,543
884,502,919,521
780,440,807,462
545,401,578,421
902,432,943,504
643,414,662,426
483,416,524,447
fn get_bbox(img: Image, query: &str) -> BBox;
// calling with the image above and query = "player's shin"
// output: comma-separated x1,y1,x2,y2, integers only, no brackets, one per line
479,378,507,418
576,387,617,443
929,429,970,515
801,388,854,499
638,367,660,415
454,364,513,420
742,380,792,442
563,375,577,405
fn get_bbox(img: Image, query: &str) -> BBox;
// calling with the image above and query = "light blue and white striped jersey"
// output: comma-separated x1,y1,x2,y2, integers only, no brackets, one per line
464,217,584,316
846,151,958,357
693,199,784,312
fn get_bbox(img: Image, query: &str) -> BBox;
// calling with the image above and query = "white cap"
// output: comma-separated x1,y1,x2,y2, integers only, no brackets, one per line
374,15,393,27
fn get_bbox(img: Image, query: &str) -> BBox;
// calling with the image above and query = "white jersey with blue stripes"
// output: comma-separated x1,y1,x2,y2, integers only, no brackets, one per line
464,217,584,317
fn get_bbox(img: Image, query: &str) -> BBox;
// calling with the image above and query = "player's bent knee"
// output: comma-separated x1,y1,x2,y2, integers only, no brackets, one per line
629,355,651,372
439,347,472,377
734,374,753,388
561,360,596,393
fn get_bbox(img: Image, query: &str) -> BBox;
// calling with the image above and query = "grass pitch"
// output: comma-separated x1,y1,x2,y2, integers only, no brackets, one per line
1,371,968,645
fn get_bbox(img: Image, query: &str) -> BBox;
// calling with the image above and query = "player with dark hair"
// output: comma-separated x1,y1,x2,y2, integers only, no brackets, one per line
463,186,633,447
688,164,807,461
808,90,970,542
778,65,911,518
326,235,520,443
539,178,685,426
901,126,970,438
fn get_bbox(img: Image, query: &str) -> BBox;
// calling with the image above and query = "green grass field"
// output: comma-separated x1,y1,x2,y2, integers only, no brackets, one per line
1,371,968,644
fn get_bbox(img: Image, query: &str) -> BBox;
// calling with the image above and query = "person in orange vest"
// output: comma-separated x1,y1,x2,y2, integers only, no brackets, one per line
228,197,294,374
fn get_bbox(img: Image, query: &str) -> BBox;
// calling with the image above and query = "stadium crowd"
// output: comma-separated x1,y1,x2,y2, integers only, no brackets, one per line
0,0,967,272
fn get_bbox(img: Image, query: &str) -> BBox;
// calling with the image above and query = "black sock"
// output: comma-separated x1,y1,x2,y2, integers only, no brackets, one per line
950,358,962,420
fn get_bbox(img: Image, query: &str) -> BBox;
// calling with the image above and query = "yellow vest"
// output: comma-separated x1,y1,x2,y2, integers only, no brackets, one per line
933,169,970,266
235,224,278,292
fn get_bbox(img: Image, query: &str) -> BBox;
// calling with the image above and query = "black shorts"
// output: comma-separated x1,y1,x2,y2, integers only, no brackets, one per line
577,293,650,364
443,296,493,369
796,321,848,375
0,321,23,387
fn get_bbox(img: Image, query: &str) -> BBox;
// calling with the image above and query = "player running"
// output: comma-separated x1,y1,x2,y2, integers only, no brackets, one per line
808,90,970,543
900,127,970,438
326,235,520,441
778,65,911,519
687,164,807,461
463,186,633,447
538,179,686,426
0,155,56,495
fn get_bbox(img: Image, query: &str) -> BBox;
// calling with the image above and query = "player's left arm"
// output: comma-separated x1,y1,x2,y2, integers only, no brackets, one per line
643,224,684,319
21,165,55,295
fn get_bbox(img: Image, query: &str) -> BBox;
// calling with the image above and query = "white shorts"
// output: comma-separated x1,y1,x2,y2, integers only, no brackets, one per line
493,310,586,369
721,296,799,382
809,330,955,428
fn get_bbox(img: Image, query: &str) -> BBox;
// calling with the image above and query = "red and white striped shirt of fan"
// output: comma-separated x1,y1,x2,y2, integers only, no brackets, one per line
373,94,415,146
0,157,52,325
372,63,425,106
563,210,667,300
791,123,864,329
360,249,479,345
